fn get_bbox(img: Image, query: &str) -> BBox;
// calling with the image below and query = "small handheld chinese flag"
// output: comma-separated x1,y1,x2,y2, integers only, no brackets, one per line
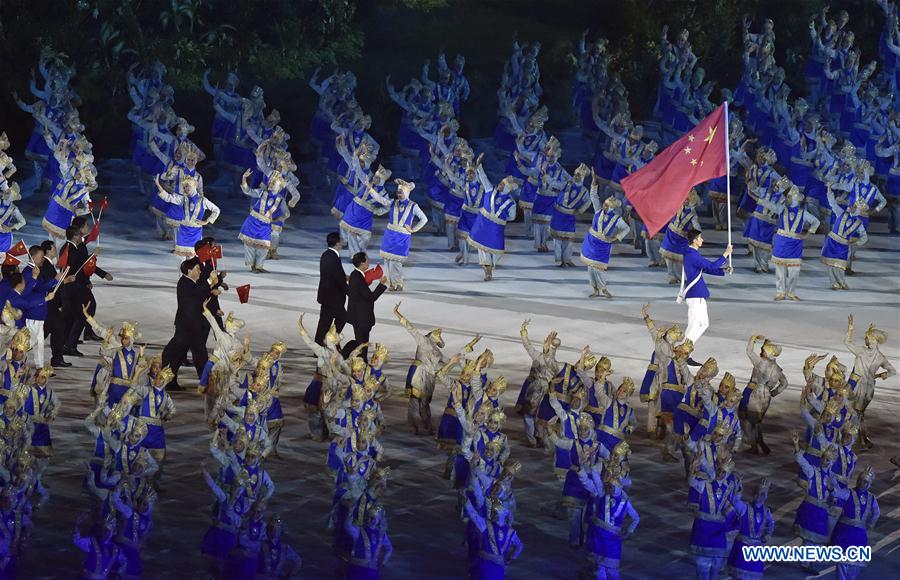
84,221,101,244
622,104,728,237
57,245,69,269
363,264,384,285
236,284,250,304
82,255,98,277
212,244,223,268
195,244,213,263
2,254,20,267
101,196,110,211
8,241,27,257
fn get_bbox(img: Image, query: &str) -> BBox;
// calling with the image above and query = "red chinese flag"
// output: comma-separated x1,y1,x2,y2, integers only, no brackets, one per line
84,221,101,244
57,245,69,269
101,196,110,210
8,241,27,257
2,254,19,267
195,243,213,263
363,264,384,285
622,104,728,237
82,255,98,277
211,244,223,268
236,284,250,304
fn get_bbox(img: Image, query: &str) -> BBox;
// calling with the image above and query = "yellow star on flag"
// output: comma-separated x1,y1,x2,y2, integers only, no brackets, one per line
688,135,695,142
683,146,692,155
704,126,717,145
690,158,698,166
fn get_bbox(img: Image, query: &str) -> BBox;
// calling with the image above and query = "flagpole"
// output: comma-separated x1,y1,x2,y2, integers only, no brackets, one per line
724,101,732,271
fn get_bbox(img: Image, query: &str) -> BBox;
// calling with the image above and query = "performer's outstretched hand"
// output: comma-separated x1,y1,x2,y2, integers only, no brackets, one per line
723,243,733,257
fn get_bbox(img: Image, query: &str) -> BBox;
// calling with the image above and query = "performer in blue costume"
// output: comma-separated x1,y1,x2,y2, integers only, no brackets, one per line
831,466,880,580
341,165,392,255
820,192,867,290
238,170,286,273
579,464,640,580
688,455,737,580
726,479,774,580
468,177,519,281
792,431,838,546
549,163,594,267
758,185,820,300
464,496,523,580
379,179,428,292
580,186,630,298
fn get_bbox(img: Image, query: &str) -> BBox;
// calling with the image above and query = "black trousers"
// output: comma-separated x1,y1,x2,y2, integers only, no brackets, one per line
63,286,96,349
45,304,66,361
315,303,346,346
161,326,209,387
341,322,371,359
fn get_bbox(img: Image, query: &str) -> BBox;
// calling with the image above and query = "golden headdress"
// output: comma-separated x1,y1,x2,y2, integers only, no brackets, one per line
371,342,389,364
427,328,443,343
825,355,847,377
576,413,596,431
618,377,635,398
484,438,504,458
543,331,561,350
489,376,508,394
394,178,416,195
351,357,368,374
864,324,887,345
675,339,694,357
325,323,341,346
35,364,53,382
156,366,175,386
10,329,30,352
487,409,506,426
224,312,245,333
460,358,478,378
761,339,781,357
857,465,875,488
661,324,683,343
719,372,736,392
581,351,598,370
699,357,719,379
594,356,612,374
475,349,494,370
119,321,140,340
270,341,287,357
374,165,393,182
602,196,621,210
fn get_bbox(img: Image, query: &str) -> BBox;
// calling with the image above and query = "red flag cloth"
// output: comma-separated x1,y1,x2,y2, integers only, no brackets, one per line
82,255,98,277
57,245,69,269
101,196,110,210
195,243,213,263
2,254,19,267
363,264,384,285
84,221,101,244
7,241,27,257
622,104,728,237
236,284,250,304
211,244,223,268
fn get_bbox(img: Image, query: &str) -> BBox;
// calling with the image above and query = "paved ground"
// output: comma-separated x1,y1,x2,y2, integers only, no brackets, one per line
8,154,900,579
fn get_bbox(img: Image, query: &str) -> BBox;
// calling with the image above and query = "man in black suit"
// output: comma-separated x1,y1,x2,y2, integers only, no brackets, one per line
316,232,348,345
61,220,114,356
343,252,387,358
40,240,73,367
161,258,217,390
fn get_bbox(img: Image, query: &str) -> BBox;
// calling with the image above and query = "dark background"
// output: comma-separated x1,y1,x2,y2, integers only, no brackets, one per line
0,0,886,159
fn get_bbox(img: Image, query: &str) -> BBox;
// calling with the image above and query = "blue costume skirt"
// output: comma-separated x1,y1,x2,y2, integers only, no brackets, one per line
341,199,375,235
821,236,850,269
659,228,689,262
25,128,52,161
107,384,130,407
201,525,237,559
549,212,577,238
597,429,624,454
532,193,556,220
458,208,479,237
745,216,776,250
472,558,506,580
562,469,590,506
437,412,463,446
0,233,12,254
143,424,165,450
331,182,355,217
175,224,202,256
674,407,698,437
149,195,172,221
728,538,765,578
43,197,75,237
199,360,215,389
267,397,283,421
660,387,682,415
308,113,330,146
426,180,447,211
31,423,51,449
831,520,867,551
303,378,322,406
581,236,612,269
587,525,622,568
468,214,507,255
239,214,273,248
444,193,464,220
518,180,539,209
380,228,411,262
515,378,530,412
772,235,803,266
690,517,728,557
794,498,829,543
347,564,380,579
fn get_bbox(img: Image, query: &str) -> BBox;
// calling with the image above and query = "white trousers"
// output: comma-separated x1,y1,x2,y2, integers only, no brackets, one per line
26,319,45,368
684,297,709,344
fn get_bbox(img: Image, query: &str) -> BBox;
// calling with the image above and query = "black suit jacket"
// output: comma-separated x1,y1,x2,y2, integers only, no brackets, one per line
199,261,224,330
174,275,211,333
317,249,347,308
345,269,386,329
